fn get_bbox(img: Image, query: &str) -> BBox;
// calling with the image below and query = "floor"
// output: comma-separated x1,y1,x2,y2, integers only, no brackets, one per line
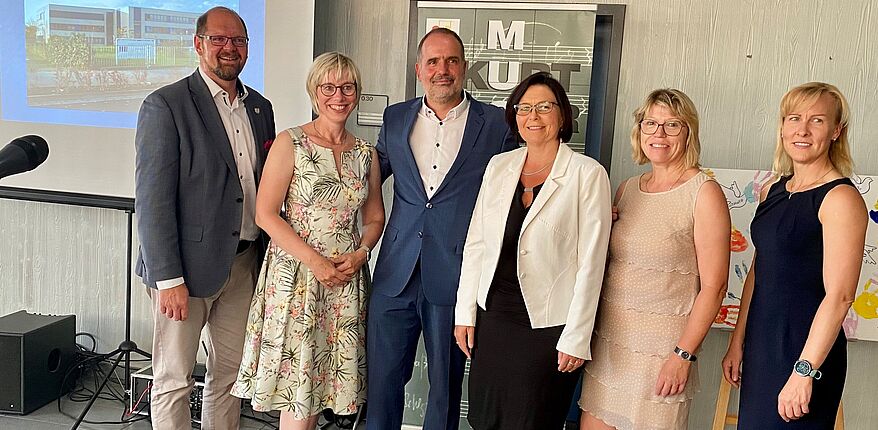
0,396,362,430
0,397,578,430
0,397,286,429
0,364,567,430
0,353,360,430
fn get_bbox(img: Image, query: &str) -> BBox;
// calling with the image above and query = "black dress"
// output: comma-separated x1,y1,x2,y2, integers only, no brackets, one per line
739,176,852,429
466,182,581,430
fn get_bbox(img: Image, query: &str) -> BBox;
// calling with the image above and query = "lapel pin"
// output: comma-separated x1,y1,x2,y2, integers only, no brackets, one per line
254,107,261,114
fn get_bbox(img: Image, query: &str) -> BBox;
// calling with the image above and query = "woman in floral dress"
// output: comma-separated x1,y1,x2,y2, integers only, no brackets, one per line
232,52,384,430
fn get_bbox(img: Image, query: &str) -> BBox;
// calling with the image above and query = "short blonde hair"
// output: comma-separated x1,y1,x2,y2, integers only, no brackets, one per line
772,82,853,177
630,89,701,168
306,51,362,114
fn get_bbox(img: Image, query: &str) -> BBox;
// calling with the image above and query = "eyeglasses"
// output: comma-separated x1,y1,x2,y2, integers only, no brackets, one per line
639,119,687,136
198,34,249,47
319,83,357,97
514,101,559,116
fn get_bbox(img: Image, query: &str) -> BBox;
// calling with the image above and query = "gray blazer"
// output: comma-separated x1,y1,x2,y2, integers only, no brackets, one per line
134,70,276,298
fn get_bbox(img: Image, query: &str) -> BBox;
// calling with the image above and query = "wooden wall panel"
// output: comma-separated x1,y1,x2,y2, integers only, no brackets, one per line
0,199,154,354
314,0,411,146
607,0,878,184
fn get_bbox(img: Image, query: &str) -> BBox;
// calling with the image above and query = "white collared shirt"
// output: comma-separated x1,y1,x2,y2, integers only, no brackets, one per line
410,96,470,199
155,69,259,290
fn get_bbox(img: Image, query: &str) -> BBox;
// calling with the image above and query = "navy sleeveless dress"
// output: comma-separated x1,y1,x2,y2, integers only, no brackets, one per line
738,176,852,429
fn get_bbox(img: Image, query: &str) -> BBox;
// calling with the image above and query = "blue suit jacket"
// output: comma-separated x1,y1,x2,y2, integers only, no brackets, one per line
372,93,517,305
134,71,276,298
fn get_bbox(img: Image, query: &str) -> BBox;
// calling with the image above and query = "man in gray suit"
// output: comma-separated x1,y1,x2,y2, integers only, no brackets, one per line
134,7,275,429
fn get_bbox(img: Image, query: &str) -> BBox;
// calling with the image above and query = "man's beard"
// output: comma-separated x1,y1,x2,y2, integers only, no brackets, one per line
427,85,463,105
213,63,243,81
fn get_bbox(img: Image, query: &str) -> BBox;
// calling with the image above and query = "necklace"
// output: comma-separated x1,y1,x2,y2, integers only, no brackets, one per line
647,168,687,192
312,123,347,146
787,167,833,199
522,161,552,176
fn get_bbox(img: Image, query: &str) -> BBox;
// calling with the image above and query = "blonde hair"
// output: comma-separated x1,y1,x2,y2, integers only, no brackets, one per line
630,89,701,168
772,82,853,177
306,51,362,114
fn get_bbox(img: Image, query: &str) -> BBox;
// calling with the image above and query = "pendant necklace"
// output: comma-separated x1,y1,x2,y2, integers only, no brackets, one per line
522,161,552,176
313,124,347,147
648,168,687,192
788,168,833,199
522,162,551,193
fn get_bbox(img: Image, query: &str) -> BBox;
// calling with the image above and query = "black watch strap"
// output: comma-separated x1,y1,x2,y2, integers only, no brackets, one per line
674,346,697,362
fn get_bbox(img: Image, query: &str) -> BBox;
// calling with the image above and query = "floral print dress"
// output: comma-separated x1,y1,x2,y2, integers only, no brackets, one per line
232,127,371,418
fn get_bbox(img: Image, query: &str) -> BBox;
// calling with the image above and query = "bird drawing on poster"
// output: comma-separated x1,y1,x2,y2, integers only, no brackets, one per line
864,245,877,266
851,173,872,194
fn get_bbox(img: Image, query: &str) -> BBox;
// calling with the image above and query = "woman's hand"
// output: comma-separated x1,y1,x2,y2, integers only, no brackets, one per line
332,249,367,277
611,205,619,221
454,325,475,358
722,343,743,388
655,355,692,396
308,255,350,288
557,351,585,372
778,373,813,422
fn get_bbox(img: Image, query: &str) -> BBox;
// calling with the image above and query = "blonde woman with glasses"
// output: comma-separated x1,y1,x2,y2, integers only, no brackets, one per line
579,89,730,430
232,52,384,430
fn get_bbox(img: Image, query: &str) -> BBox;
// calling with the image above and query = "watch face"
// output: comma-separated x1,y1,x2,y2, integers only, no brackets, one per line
680,351,691,360
794,360,812,376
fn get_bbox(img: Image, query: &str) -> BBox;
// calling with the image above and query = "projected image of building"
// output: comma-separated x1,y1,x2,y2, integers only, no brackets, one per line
128,7,199,46
10,1,256,125
31,4,123,45
22,3,214,113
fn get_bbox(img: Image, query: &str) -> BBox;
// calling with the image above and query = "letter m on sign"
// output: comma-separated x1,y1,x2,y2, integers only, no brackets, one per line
487,20,525,50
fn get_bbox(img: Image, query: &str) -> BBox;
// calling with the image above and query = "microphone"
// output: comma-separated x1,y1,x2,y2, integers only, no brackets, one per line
0,135,49,180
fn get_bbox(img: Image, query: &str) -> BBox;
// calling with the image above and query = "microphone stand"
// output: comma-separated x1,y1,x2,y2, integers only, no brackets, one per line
71,209,151,429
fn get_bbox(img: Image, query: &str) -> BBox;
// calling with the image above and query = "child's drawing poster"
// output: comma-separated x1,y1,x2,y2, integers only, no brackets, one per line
706,168,878,342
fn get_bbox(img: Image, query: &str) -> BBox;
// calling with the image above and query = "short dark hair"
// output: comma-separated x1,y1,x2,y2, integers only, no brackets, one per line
416,27,465,62
196,7,248,37
505,72,574,143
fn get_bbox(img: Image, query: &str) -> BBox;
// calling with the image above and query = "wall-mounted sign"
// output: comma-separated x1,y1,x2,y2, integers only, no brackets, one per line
357,93,389,127
415,1,596,153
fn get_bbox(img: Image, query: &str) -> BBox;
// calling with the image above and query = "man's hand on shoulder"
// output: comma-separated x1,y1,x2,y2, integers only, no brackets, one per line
158,283,190,321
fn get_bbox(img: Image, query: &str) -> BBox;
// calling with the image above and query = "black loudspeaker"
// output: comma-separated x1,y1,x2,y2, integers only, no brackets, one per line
0,310,76,414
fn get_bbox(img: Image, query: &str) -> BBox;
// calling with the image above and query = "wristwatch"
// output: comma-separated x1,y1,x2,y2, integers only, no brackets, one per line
793,359,822,380
357,244,371,259
673,346,697,362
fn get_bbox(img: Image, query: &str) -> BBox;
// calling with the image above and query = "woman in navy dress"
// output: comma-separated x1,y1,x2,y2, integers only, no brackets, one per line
721,82,867,429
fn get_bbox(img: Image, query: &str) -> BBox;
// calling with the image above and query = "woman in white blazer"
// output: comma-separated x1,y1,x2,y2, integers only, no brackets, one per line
453,72,612,430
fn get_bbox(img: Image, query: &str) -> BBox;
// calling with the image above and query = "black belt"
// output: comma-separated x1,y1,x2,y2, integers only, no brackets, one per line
236,240,253,254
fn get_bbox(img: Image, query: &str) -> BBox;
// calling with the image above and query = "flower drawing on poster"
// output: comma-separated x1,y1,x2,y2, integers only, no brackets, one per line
706,168,878,342
705,169,766,329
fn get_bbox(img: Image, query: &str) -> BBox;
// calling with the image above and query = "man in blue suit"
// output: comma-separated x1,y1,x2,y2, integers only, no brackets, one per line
366,28,517,430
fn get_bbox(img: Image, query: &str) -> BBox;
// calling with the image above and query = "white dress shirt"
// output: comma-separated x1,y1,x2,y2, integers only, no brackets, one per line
156,69,259,290
410,96,470,199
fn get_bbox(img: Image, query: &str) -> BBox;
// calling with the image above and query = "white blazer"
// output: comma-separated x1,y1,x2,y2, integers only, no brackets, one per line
454,143,612,359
